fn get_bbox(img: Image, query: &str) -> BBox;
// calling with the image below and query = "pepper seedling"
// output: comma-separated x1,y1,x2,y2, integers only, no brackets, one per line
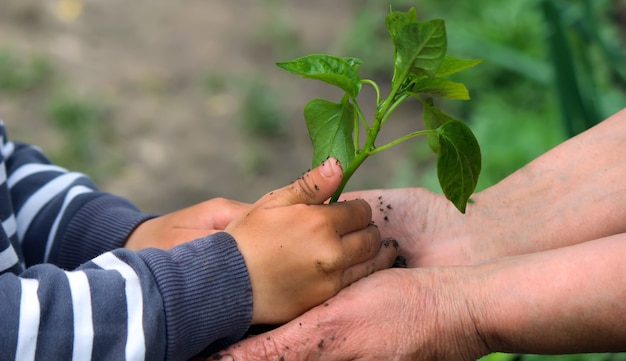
277,7,482,213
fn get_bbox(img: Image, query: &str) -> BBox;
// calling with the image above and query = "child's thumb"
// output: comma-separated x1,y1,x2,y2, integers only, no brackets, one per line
263,157,344,207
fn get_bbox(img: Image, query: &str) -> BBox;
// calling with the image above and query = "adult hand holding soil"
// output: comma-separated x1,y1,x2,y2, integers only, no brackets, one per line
226,157,399,325
212,267,487,361
342,109,626,269
214,233,626,360
340,187,477,267
206,108,626,361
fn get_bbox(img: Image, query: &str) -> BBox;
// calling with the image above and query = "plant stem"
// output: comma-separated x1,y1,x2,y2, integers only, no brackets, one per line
380,94,409,127
371,129,434,154
362,79,381,105
330,146,370,202
330,84,411,202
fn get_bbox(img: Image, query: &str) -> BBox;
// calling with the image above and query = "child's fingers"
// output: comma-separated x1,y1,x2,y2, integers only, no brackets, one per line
338,224,382,267
257,157,344,207
315,198,372,235
341,237,400,286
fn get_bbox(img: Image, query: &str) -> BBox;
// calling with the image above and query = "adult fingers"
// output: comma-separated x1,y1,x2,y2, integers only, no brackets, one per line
211,316,327,361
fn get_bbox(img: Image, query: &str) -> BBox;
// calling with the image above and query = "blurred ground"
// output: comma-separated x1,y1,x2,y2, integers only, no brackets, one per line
0,0,423,213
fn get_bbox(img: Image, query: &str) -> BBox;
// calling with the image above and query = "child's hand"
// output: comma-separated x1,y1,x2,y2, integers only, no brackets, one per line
226,158,399,325
125,198,249,251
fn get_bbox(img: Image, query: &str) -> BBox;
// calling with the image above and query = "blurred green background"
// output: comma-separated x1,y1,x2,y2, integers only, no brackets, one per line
1,1,625,359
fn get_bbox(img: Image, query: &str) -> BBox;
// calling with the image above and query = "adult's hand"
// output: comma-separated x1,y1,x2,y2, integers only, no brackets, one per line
213,267,487,361
226,158,399,325
340,188,480,267
125,198,249,251
215,233,626,360
343,109,626,268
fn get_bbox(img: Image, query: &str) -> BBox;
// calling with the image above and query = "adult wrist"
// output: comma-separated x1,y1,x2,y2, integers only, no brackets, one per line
460,190,510,264
412,267,493,359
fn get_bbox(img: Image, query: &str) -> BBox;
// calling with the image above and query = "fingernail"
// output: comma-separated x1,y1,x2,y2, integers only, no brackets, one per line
218,355,233,361
320,158,336,178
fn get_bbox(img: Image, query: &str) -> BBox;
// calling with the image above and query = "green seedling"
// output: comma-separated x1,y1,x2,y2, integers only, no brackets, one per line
277,7,482,213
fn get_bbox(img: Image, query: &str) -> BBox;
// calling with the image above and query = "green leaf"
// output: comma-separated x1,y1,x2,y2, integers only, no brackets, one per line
343,57,364,70
304,98,356,169
411,78,470,100
391,19,447,81
385,7,418,41
436,120,481,213
422,98,452,152
277,54,362,98
436,56,483,77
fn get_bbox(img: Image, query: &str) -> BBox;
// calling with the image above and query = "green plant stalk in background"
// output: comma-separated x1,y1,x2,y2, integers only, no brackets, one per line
277,7,482,213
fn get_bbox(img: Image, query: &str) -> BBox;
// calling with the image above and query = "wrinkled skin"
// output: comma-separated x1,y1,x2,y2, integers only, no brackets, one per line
340,188,477,267
213,267,487,361
209,109,626,360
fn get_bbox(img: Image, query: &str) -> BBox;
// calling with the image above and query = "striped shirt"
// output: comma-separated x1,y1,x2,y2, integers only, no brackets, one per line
0,122,253,360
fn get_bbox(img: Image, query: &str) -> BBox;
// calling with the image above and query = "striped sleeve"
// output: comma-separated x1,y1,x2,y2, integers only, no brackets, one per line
0,123,254,359
0,232,253,361
4,139,155,270
0,131,26,275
